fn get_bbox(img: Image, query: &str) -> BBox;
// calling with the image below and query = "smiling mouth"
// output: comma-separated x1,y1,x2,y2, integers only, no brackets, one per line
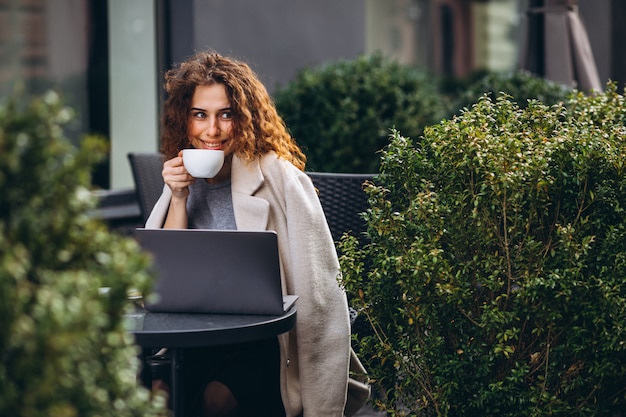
201,141,225,150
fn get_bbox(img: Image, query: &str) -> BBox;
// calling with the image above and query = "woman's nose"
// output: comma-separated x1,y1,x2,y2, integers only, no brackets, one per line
205,118,220,136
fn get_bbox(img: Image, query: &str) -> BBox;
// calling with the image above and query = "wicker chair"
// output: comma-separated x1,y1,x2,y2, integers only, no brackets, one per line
127,152,164,222
307,172,374,242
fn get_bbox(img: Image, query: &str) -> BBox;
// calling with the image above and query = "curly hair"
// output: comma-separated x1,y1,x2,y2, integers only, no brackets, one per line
160,51,306,171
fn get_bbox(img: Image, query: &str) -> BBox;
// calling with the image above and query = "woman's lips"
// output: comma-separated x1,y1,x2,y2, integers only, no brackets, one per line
201,141,224,150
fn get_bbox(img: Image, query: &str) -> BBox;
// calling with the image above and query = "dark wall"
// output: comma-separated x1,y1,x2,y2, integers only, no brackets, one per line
610,0,626,90
163,0,366,93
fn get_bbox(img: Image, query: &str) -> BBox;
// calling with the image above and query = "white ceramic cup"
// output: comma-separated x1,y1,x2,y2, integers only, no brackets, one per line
182,149,225,178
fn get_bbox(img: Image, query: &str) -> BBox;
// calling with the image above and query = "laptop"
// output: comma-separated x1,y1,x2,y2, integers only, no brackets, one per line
134,228,298,315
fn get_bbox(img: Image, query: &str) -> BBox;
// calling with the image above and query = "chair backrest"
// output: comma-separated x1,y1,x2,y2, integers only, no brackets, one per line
307,172,374,242
127,152,165,222
126,153,373,236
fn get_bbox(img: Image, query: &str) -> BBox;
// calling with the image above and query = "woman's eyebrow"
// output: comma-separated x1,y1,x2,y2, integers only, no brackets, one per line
190,106,232,112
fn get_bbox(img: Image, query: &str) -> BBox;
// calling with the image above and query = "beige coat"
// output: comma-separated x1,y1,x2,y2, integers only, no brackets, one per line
145,152,368,416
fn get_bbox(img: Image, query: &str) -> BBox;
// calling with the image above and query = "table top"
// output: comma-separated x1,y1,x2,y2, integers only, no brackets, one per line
125,306,297,347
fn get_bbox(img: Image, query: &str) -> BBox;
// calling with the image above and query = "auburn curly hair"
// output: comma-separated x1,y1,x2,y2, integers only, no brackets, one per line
160,51,306,170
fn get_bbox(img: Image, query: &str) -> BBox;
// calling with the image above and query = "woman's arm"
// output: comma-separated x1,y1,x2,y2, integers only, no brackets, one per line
163,196,188,229
284,172,351,415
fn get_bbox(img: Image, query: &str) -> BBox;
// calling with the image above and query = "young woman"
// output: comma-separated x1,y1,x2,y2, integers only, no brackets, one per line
145,51,368,417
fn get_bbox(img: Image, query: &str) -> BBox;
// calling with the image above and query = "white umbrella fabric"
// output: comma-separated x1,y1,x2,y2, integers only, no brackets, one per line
520,0,602,92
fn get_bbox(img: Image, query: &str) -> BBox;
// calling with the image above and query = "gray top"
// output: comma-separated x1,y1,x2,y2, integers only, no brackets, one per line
186,179,237,230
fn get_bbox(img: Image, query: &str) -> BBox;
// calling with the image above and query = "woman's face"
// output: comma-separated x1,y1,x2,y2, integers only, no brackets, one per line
187,83,234,155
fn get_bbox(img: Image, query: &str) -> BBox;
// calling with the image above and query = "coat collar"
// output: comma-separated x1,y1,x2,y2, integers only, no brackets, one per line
230,154,270,230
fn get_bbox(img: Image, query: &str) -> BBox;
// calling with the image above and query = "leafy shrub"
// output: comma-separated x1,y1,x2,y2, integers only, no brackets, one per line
446,70,573,117
274,54,447,173
0,92,167,416
339,83,626,416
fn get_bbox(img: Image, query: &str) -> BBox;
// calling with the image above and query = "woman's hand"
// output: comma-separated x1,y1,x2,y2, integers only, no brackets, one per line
163,150,194,200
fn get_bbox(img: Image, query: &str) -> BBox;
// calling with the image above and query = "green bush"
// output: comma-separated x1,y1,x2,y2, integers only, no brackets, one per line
339,83,626,416
274,54,447,173
446,70,573,117
0,92,167,416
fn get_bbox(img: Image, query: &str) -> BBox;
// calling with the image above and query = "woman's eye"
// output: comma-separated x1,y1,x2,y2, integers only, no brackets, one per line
193,111,206,119
219,111,233,120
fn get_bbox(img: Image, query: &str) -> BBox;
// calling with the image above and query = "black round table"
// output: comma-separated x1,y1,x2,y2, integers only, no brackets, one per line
126,306,297,416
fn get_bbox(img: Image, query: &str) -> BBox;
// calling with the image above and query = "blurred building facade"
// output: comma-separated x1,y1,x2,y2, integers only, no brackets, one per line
1,0,624,189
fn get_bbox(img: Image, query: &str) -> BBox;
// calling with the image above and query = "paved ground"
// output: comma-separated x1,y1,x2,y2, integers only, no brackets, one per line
352,388,387,417
353,403,386,416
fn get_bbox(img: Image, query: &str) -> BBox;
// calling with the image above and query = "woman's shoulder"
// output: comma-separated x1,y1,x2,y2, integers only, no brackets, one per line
257,152,314,194
259,152,307,180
